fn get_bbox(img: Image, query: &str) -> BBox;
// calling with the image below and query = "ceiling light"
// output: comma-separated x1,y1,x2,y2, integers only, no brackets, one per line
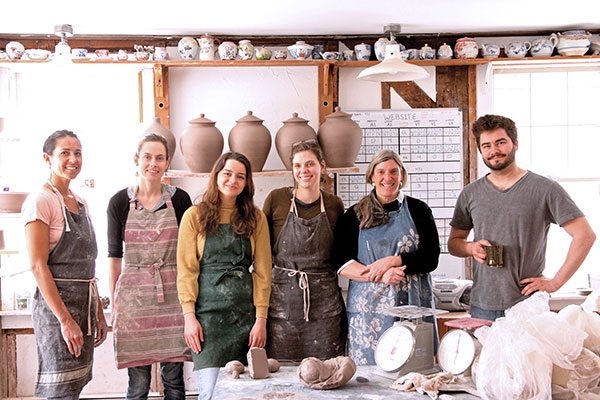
357,24,429,82
53,24,73,63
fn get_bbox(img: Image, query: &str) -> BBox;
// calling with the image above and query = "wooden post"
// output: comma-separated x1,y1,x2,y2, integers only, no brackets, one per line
318,62,336,125
153,64,170,128
0,331,17,397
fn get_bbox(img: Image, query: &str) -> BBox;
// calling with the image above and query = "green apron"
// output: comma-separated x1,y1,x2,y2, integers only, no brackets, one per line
193,224,255,369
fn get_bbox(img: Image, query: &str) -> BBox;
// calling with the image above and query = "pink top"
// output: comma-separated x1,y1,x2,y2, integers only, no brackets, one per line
22,185,90,251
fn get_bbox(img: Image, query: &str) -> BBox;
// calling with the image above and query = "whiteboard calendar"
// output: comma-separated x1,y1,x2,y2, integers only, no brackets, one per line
336,108,464,278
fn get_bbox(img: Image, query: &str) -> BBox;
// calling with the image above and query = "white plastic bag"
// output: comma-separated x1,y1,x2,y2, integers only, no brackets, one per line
473,292,587,400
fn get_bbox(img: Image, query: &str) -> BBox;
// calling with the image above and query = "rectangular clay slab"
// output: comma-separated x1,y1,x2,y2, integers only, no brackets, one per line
247,347,269,379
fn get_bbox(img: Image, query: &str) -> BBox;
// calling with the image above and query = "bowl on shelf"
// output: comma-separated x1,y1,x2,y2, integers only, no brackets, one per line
0,192,29,213
591,41,600,55
576,288,593,296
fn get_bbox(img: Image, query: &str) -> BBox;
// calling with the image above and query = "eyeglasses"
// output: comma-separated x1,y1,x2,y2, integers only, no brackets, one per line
292,138,318,148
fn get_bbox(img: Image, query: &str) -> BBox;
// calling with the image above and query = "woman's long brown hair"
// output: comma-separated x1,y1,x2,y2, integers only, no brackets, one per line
196,152,258,238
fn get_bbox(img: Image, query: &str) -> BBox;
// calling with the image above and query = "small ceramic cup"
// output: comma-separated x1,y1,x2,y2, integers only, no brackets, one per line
117,49,128,60
95,49,109,58
273,49,287,60
342,50,354,61
71,48,88,58
354,43,372,61
154,47,168,60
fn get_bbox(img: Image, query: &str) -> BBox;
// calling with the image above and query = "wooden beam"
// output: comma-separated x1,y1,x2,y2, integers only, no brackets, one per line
317,63,336,125
467,65,478,183
381,82,391,109
388,82,437,109
0,332,17,397
153,64,170,127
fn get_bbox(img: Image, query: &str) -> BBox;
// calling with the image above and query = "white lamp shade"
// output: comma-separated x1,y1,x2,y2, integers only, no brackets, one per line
357,44,429,82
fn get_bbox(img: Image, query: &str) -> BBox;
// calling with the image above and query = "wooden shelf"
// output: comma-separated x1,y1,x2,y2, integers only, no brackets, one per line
166,166,359,179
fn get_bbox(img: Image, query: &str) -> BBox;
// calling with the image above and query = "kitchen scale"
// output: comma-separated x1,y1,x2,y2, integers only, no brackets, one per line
373,305,447,379
437,317,492,376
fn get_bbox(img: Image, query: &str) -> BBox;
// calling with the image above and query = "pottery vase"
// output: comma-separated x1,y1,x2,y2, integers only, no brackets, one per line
275,113,317,170
178,37,199,60
143,117,177,160
238,40,254,60
455,37,478,59
218,41,238,60
228,111,272,172
180,114,224,172
317,107,362,168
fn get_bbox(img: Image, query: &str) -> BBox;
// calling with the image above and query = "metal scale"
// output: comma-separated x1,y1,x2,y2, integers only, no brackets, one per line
437,317,492,376
373,305,447,379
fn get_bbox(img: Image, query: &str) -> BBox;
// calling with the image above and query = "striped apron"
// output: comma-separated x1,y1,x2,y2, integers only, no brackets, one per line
113,187,191,369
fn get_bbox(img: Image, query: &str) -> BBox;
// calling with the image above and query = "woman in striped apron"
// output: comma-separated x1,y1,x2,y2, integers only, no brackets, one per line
23,130,108,399
263,140,347,362
108,134,192,399
177,152,271,400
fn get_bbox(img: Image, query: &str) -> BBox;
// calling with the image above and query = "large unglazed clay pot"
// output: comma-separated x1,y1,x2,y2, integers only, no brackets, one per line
317,107,362,167
180,114,224,173
228,111,271,172
275,113,317,170
143,117,177,160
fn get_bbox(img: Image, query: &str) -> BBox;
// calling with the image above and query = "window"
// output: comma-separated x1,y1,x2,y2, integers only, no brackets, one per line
492,67,600,291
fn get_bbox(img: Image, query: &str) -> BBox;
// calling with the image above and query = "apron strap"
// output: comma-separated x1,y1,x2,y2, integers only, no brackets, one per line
54,278,98,336
290,190,325,216
273,265,329,322
46,180,72,232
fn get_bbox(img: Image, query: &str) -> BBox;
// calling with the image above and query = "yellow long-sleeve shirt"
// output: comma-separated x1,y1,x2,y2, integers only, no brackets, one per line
176,204,272,318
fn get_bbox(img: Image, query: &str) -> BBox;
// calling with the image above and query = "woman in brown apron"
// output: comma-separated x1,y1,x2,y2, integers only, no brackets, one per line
107,134,192,399
23,130,108,399
263,140,347,362
177,152,271,400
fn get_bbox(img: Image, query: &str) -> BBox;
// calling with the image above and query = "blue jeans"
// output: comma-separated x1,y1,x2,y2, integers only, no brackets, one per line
126,362,185,400
196,367,220,400
470,305,505,321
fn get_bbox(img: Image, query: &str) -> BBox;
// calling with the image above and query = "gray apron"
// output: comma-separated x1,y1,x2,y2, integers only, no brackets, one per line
267,192,346,362
192,224,255,370
32,184,98,398
346,195,437,366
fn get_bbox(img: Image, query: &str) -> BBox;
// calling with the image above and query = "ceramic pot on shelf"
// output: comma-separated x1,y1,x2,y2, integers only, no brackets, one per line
480,43,501,58
228,111,272,173
143,117,177,160
455,37,478,59
238,40,254,60
218,41,238,60
178,37,199,60
505,41,531,58
198,34,220,61
180,114,224,172
437,43,453,59
275,113,318,170
287,41,314,60
530,36,558,57
317,107,362,168
553,31,592,56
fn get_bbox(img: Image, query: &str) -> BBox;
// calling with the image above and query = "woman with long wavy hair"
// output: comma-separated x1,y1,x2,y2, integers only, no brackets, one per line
177,152,271,400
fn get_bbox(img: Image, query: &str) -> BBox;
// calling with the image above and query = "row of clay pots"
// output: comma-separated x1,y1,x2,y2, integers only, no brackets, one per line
144,107,362,173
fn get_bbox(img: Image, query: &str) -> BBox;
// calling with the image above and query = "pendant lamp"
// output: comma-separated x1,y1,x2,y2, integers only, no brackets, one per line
357,24,429,82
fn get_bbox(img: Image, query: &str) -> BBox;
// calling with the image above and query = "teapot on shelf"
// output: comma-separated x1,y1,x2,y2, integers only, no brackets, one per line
553,31,592,56
505,41,531,58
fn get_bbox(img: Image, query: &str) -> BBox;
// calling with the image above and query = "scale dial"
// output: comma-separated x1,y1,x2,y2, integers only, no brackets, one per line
438,329,478,375
374,323,415,372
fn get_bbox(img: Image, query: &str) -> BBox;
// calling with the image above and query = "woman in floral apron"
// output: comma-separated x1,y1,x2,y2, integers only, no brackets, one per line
333,149,440,366
263,140,347,362
107,134,192,399
23,130,108,399
177,152,271,400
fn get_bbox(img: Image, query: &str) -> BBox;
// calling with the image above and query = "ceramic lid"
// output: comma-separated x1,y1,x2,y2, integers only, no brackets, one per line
283,112,310,124
189,113,216,125
236,110,264,123
325,106,352,120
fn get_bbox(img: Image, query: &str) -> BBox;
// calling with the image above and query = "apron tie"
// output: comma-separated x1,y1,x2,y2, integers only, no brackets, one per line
215,266,248,285
54,278,98,336
274,266,329,322
150,262,165,304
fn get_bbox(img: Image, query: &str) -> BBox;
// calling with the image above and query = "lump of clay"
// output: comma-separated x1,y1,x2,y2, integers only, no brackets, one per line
268,358,280,373
224,360,244,379
247,347,269,379
298,356,356,390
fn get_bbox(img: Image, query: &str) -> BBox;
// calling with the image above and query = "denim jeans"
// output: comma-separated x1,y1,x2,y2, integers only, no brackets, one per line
196,367,220,400
126,362,185,400
470,305,505,321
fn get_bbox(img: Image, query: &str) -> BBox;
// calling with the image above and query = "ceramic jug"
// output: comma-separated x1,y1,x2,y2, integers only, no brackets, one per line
455,37,478,59
228,111,271,172
505,41,531,58
197,34,220,61
419,44,435,60
530,36,558,57
437,43,453,59
480,43,501,58
553,31,592,56
317,107,362,168
218,41,238,60
178,37,199,60
180,114,224,172
143,117,177,160
238,40,254,60
287,41,314,60
255,46,272,60
375,37,400,61
275,113,317,170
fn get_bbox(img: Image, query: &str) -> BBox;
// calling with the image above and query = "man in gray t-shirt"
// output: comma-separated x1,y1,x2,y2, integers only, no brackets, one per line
448,114,596,321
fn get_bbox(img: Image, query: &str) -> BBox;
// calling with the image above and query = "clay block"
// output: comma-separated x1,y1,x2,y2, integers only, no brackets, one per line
247,347,269,379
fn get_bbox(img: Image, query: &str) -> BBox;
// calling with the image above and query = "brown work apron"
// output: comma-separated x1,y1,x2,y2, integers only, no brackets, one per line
267,191,346,362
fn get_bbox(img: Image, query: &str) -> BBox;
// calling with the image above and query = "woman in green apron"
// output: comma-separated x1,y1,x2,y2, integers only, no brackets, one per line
177,152,271,400
23,130,108,399
263,140,347,362
333,149,440,365
107,134,192,399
